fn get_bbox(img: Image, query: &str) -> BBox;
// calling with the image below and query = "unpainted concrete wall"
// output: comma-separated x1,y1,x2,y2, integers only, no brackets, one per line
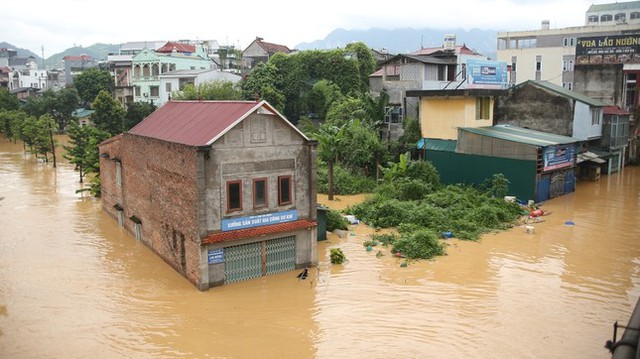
495,84,574,136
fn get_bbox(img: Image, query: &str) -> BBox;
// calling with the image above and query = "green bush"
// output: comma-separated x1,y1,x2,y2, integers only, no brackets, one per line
317,162,377,195
392,229,445,260
330,248,347,264
326,208,349,231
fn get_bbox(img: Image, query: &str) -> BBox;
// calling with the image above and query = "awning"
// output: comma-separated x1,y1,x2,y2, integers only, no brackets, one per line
577,151,606,164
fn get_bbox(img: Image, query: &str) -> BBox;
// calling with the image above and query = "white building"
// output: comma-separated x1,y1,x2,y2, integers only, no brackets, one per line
497,1,640,88
158,69,242,106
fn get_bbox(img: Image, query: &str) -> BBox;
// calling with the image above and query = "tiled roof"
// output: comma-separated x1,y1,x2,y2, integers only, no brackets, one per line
128,100,309,146
256,40,291,54
202,219,317,244
156,42,196,53
604,106,631,115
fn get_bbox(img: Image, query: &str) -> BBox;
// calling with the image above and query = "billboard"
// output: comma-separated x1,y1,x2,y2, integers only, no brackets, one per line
576,35,640,65
543,145,575,172
466,59,508,89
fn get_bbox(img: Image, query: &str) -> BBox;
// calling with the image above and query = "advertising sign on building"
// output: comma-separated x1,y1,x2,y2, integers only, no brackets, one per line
221,209,298,232
543,145,575,172
466,59,508,89
576,35,640,65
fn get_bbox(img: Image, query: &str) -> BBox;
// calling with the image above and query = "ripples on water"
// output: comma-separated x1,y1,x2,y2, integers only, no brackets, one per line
1,138,640,358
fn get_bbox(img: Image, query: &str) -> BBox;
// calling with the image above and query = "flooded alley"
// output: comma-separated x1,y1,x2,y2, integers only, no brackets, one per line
1,136,639,358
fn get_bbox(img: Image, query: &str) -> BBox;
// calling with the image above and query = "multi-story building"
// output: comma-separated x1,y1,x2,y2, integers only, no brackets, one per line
98,100,318,290
242,37,292,72
62,55,98,85
158,68,242,106
497,2,640,89
131,42,213,104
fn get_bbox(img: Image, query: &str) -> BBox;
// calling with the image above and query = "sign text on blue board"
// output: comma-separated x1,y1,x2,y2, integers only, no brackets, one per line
221,210,298,232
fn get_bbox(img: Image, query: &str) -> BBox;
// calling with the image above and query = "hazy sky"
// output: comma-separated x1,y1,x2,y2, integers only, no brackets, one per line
1,0,616,55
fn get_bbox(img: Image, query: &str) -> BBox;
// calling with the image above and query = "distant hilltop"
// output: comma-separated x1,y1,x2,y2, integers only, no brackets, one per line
296,27,498,59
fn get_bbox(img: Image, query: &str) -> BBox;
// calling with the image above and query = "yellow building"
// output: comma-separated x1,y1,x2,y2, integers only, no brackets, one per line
407,89,501,140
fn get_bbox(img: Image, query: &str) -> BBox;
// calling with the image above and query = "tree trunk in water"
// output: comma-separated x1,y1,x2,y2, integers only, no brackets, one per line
328,160,334,201
49,125,57,168
79,167,84,183
376,152,380,182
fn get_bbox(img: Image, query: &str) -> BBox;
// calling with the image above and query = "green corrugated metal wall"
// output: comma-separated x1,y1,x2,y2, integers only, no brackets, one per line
426,150,537,201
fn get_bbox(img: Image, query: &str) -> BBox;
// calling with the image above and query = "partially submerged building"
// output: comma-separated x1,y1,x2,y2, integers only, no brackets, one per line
422,125,580,203
99,100,318,290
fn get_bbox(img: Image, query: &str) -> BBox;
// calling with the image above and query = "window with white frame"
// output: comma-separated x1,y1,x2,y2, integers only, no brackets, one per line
115,161,122,187
591,108,601,125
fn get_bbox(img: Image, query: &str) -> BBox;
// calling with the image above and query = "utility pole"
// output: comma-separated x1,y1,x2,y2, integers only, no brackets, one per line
41,45,45,69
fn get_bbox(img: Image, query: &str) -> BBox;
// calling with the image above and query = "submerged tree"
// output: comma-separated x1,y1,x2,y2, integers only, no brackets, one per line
314,123,347,200
91,90,126,136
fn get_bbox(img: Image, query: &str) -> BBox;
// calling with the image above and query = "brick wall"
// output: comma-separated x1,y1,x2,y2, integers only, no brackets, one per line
100,134,201,286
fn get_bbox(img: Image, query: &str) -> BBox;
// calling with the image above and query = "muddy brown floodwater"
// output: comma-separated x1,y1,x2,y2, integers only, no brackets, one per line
1,136,639,358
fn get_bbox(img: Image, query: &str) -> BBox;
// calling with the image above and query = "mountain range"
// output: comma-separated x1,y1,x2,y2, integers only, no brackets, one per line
297,27,498,59
2,27,499,70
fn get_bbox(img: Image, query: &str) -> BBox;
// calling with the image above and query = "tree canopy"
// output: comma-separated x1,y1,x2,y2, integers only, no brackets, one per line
23,88,79,131
91,90,125,136
173,81,243,101
240,42,374,123
74,68,115,104
0,88,20,111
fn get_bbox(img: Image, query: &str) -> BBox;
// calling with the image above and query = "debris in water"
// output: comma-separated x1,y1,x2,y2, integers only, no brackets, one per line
296,268,309,280
564,221,575,226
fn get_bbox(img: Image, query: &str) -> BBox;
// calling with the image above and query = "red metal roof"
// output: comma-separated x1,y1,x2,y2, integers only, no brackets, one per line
156,42,196,54
63,55,93,61
129,101,264,146
604,105,631,115
202,219,317,244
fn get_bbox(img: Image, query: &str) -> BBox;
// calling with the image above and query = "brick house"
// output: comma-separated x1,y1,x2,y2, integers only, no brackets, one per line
99,100,318,290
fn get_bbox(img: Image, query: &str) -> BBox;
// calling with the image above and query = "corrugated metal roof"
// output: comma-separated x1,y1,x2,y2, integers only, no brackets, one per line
128,100,308,147
588,1,640,12
524,80,606,107
460,125,580,147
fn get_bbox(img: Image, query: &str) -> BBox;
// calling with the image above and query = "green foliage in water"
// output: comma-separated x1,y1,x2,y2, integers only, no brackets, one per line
350,155,522,259
392,229,445,260
317,162,377,195
329,248,346,264
326,208,349,231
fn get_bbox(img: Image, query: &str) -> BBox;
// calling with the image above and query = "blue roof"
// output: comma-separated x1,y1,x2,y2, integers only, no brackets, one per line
417,138,457,151
72,108,95,118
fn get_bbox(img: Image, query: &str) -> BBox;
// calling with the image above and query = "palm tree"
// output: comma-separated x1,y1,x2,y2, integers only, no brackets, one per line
314,123,346,200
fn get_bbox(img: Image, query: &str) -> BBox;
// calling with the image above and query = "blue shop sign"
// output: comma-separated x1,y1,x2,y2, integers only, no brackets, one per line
208,248,224,264
221,209,298,232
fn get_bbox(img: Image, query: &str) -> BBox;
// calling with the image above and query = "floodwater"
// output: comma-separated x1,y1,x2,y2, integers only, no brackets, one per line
1,136,639,359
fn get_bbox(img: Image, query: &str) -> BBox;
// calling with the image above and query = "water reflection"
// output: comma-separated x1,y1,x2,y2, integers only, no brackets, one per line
1,137,639,358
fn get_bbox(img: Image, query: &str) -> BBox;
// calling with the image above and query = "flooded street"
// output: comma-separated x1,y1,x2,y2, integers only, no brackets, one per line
1,136,639,358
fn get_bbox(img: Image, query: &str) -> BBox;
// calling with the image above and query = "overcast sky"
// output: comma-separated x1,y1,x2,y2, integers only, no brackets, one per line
1,0,617,56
